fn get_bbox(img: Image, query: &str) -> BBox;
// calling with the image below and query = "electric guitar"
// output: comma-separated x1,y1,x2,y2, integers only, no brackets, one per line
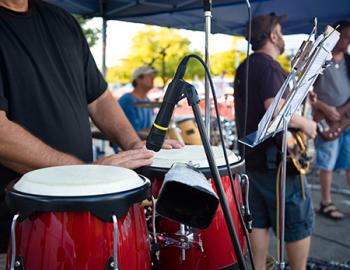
287,100,314,175
287,129,313,175
314,99,350,141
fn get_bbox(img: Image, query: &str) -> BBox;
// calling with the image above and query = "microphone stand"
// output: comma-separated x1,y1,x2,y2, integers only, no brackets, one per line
182,81,247,270
147,55,247,270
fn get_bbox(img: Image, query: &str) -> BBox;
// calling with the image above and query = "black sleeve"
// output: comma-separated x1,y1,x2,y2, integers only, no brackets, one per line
71,17,108,104
0,69,8,112
259,66,286,102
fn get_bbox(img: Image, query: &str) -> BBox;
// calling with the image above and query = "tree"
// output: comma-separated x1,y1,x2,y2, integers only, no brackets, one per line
107,26,204,85
210,36,246,77
276,54,291,73
75,16,100,48
210,36,292,77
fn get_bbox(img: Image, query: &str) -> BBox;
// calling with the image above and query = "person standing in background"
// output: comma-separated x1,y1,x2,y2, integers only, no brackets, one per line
312,20,350,220
234,14,317,270
119,66,157,139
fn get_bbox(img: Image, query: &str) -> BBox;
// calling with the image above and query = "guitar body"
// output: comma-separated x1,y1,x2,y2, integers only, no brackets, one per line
314,100,350,141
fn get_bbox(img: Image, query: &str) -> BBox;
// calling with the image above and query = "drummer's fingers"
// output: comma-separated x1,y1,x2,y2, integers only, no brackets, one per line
94,150,153,167
93,155,116,165
171,139,185,148
120,157,154,170
125,149,154,159
107,150,153,168
118,148,154,158
161,143,172,149
96,155,153,169
163,139,184,149
115,150,154,165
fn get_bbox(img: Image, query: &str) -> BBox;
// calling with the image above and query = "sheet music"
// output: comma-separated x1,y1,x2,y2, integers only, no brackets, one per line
255,73,294,142
240,26,340,147
268,29,339,134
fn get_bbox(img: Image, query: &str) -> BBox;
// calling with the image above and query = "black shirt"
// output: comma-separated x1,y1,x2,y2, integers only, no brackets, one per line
0,0,107,248
234,53,287,171
0,0,107,182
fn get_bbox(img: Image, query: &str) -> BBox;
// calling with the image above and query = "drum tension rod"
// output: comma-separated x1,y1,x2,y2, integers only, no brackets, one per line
111,215,119,270
240,174,253,232
10,214,24,270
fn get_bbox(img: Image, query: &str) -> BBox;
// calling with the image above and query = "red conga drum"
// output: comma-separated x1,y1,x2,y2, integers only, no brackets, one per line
5,165,151,270
141,145,246,270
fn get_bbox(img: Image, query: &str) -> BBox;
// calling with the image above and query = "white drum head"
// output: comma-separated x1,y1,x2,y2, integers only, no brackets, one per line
14,165,147,197
151,145,239,169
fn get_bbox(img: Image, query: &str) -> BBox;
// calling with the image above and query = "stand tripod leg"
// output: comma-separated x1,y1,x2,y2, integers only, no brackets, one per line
276,116,288,270
190,100,247,270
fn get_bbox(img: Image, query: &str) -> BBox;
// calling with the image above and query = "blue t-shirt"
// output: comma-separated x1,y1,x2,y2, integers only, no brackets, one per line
119,93,154,132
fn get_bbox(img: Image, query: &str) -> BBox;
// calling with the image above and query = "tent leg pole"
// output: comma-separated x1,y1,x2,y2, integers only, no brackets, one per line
102,18,107,78
204,1,212,136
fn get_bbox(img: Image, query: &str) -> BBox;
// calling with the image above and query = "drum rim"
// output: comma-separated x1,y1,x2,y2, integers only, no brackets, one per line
150,145,241,170
14,164,144,196
7,175,150,197
5,175,151,222
139,159,245,178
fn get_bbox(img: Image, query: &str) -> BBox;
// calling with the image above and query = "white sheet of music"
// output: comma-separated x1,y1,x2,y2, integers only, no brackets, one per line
240,26,340,147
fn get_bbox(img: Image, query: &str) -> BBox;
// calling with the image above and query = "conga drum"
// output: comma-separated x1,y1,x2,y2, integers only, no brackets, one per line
140,145,246,270
5,165,151,270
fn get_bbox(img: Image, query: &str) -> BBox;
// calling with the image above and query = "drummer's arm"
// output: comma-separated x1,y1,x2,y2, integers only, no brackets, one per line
138,128,151,140
0,111,83,174
88,90,143,150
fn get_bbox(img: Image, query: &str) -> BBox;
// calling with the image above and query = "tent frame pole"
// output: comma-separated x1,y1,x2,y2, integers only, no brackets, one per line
204,0,212,136
102,18,107,77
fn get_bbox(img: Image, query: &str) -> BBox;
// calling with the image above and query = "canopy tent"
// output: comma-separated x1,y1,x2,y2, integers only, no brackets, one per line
47,0,350,35
46,0,350,130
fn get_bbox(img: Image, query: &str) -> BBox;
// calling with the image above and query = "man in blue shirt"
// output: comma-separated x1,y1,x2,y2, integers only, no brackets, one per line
119,66,156,138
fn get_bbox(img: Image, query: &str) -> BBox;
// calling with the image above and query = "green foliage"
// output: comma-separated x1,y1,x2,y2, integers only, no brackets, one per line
75,16,100,48
210,36,246,77
276,54,291,73
106,28,292,85
107,26,204,85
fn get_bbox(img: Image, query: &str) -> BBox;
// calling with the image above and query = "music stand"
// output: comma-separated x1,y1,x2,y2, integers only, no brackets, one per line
239,25,339,270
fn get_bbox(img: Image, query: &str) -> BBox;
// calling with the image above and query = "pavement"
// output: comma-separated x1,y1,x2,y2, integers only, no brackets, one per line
1,170,349,270
307,170,350,262
268,170,350,267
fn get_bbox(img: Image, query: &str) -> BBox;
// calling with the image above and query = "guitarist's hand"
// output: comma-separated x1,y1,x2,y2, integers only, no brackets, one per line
309,91,318,104
301,118,317,139
323,105,341,121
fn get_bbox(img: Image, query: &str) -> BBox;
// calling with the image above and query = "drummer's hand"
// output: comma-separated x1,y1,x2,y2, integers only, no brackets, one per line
129,139,184,150
162,139,185,149
129,140,146,150
94,149,154,169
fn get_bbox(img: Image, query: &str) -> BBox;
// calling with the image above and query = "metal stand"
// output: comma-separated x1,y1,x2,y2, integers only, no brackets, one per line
111,215,119,270
10,214,19,270
101,18,107,77
203,0,212,136
183,83,247,270
276,108,292,270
